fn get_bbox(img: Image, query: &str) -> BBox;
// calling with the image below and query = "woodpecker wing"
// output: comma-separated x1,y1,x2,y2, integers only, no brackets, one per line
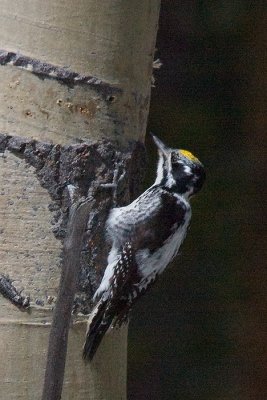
105,186,190,304
107,186,189,254
83,187,190,361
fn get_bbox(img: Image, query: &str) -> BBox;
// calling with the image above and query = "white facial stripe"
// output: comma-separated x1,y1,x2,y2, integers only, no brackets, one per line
183,165,192,175
154,154,165,185
165,174,176,188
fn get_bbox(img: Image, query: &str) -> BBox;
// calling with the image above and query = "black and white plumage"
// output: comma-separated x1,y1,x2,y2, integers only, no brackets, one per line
83,134,205,360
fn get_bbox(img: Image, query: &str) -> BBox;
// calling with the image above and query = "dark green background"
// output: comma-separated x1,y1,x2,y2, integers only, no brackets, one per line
128,1,266,399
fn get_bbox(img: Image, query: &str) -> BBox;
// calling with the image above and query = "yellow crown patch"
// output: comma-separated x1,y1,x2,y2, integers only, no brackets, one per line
180,149,200,163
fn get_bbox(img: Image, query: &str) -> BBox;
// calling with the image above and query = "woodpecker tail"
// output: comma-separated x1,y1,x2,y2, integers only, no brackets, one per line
83,298,114,361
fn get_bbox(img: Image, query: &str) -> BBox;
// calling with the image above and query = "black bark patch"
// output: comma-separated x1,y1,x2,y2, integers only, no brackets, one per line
0,274,30,310
0,133,11,152
0,133,146,313
0,49,122,96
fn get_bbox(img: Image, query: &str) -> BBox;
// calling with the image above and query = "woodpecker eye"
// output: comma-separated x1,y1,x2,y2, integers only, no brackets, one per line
171,152,179,164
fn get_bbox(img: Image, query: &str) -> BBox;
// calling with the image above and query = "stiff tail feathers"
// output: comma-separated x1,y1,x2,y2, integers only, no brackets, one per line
82,298,114,361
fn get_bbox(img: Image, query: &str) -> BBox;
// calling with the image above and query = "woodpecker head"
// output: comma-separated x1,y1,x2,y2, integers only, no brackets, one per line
151,134,205,198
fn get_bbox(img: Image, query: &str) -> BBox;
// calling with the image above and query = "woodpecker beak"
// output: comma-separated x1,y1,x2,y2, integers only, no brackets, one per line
150,133,171,158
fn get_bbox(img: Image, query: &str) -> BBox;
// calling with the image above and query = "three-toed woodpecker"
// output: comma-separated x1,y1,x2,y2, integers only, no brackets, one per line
83,134,205,360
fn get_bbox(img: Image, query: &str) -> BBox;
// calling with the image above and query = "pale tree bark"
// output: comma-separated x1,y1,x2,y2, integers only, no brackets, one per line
0,1,161,399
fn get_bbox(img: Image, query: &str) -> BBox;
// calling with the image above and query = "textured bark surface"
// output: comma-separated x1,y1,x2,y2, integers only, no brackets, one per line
0,134,145,399
0,0,160,398
0,313,128,400
0,133,145,311
0,1,160,145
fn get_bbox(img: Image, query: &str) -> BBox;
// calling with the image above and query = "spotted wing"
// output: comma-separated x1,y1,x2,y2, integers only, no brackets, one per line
107,186,188,254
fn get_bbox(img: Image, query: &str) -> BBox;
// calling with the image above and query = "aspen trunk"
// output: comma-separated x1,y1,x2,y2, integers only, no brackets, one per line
0,1,160,399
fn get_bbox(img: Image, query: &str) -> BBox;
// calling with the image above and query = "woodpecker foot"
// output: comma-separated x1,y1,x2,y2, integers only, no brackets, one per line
99,161,126,207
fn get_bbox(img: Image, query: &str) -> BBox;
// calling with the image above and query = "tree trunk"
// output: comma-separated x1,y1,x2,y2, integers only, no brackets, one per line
0,1,160,399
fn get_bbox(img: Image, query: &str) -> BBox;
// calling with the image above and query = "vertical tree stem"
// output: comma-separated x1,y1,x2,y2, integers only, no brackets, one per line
42,198,94,400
